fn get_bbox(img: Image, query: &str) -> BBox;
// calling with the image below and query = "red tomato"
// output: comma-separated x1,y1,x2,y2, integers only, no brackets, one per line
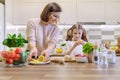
81,54,87,57
14,54,21,61
75,54,87,57
9,51,16,59
6,58,13,64
75,54,81,57
15,48,22,54
1,51,9,58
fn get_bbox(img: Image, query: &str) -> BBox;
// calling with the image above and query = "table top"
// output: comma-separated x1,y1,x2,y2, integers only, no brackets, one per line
0,57,120,80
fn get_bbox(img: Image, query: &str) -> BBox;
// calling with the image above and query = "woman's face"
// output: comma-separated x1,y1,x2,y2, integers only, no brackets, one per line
72,29,83,41
48,12,60,24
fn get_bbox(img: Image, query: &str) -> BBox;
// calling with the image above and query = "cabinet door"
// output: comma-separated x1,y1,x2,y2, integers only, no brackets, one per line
77,0,106,23
49,0,77,24
0,3,5,50
13,0,48,25
106,0,120,24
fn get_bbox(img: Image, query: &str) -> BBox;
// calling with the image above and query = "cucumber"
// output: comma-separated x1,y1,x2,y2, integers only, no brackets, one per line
13,61,20,65
20,52,26,63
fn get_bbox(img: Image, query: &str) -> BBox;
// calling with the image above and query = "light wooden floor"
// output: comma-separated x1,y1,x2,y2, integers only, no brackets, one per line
0,57,120,80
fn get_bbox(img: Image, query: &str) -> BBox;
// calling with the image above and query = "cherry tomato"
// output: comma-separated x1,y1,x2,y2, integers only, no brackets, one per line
6,58,13,64
15,48,22,54
1,51,9,58
14,54,21,61
9,51,16,59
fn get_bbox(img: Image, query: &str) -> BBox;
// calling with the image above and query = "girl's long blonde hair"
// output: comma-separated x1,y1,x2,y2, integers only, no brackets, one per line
66,24,88,42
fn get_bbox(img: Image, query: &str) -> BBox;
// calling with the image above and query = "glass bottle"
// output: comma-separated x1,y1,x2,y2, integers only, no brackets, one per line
93,42,100,64
99,44,108,68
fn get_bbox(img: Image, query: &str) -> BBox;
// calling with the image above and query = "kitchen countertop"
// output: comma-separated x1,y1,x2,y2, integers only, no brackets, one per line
0,57,120,80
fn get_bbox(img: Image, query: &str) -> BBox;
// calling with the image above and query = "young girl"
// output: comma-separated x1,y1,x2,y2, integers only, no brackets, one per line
65,24,88,57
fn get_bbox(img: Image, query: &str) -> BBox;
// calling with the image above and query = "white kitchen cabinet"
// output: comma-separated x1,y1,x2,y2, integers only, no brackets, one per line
12,0,76,25
106,0,120,24
77,0,106,23
0,3,5,50
13,0,48,25
49,0,77,24
5,0,120,25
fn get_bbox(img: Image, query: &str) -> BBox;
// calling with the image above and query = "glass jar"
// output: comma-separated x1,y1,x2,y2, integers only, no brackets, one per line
107,50,116,64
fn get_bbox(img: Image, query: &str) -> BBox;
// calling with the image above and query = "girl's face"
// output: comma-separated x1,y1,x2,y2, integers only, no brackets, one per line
48,12,60,24
72,29,83,41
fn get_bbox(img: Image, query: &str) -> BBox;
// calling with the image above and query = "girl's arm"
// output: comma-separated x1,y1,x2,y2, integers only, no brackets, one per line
66,40,86,55
66,43,76,55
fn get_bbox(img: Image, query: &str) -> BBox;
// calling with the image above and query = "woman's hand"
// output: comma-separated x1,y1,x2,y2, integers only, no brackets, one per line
41,50,50,61
28,47,38,61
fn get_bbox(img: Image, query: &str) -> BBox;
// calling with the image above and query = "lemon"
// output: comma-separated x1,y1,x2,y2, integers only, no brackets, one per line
110,46,119,50
56,48,63,53
38,56,45,62
31,59,37,63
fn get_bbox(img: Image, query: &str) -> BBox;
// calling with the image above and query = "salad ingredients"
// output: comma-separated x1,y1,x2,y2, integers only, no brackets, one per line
1,48,28,65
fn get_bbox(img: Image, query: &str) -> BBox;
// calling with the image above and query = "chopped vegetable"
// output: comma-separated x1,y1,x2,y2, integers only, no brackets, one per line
61,43,66,46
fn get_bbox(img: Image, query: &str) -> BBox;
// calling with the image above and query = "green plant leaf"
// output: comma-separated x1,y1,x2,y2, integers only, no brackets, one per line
2,33,28,48
83,42,94,54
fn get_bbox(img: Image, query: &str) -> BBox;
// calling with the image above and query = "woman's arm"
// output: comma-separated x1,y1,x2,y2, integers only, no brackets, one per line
26,19,38,59
42,26,60,55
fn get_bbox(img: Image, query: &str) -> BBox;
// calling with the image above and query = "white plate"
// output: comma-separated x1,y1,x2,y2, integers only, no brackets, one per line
28,60,50,65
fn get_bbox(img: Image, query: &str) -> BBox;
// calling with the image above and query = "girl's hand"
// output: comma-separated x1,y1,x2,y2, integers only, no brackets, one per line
73,40,86,47
74,41,81,47
28,47,38,61
78,39,86,45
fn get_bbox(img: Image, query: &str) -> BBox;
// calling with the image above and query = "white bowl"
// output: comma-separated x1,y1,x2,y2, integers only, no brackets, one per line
75,56,87,63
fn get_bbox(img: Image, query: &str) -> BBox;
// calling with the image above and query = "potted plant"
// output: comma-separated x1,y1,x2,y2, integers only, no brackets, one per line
1,33,28,66
83,42,94,63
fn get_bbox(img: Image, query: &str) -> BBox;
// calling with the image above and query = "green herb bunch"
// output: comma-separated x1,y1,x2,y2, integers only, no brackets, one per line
83,42,94,54
3,34,28,48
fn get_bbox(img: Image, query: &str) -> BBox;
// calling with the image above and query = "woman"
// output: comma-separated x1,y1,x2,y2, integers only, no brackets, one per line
65,24,88,57
26,2,62,60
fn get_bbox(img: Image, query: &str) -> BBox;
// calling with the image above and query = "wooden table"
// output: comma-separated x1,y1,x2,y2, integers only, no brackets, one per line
0,57,120,80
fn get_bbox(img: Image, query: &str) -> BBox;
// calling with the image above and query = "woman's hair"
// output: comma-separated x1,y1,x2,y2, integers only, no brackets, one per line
66,24,88,42
40,2,62,22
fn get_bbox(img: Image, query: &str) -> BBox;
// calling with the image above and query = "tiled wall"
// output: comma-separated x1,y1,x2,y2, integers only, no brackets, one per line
57,25,120,44
7,25,120,44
